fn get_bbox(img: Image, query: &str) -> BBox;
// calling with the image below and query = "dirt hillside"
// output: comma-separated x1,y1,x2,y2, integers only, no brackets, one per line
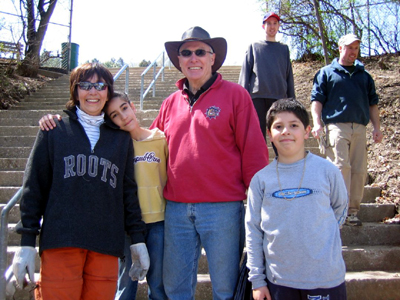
1,54,399,209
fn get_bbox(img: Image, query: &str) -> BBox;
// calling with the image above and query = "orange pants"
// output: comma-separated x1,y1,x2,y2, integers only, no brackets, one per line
35,247,118,300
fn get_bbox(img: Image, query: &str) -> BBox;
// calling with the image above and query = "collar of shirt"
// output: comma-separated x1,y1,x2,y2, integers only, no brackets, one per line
342,64,356,74
183,73,218,106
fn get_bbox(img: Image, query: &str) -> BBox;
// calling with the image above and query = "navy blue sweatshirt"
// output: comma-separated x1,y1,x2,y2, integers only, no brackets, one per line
18,108,145,257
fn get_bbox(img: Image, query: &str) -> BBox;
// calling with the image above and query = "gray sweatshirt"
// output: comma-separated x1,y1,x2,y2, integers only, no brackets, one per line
238,41,295,100
245,153,347,290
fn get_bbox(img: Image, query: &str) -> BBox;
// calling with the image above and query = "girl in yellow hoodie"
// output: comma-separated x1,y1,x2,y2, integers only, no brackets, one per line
105,93,168,300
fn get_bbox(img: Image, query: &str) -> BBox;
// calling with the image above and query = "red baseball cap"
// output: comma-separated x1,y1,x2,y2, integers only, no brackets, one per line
262,12,281,24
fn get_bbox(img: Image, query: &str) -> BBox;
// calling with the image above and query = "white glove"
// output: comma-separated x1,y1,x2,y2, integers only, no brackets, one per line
129,243,150,281
5,265,16,296
12,246,37,288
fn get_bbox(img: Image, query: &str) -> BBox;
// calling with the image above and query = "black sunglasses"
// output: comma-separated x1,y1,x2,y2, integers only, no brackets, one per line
77,82,108,91
179,49,214,57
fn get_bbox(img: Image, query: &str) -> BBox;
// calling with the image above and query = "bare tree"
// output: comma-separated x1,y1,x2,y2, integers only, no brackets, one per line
17,0,58,77
261,0,400,60
313,0,330,64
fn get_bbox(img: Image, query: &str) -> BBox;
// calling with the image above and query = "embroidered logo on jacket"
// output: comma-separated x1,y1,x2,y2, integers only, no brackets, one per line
134,152,161,164
205,106,221,119
64,154,119,188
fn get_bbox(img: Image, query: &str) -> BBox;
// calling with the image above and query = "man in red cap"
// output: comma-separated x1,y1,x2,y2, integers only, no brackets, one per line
239,12,295,141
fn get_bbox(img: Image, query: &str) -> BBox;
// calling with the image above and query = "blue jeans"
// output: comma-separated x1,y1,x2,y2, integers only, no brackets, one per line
115,221,167,300
163,200,245,300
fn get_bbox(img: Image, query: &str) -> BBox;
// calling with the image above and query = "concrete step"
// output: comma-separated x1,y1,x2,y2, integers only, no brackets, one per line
0,171,23,186
357,203,396,222
0,158,27,170
0,126,38,136
0,110,68,119
0,148,32,159
0,137,35,147
362,186,382,203
0,118,44,126
343,245,400,272
341,223,400,246
0,187,20,203
345,271,400,300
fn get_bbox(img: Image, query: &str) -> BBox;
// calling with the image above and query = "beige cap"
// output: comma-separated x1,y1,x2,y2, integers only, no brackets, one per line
338,34,361,46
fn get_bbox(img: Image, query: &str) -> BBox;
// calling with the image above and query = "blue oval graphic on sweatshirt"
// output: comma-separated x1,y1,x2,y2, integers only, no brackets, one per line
273,188,312,199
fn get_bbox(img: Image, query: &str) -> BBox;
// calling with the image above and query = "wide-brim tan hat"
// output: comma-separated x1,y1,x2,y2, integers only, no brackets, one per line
165,26,227,73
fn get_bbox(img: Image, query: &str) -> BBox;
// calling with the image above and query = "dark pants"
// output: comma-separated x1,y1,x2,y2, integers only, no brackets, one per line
266,278,347,300
252,98,278,155
252,98,277,138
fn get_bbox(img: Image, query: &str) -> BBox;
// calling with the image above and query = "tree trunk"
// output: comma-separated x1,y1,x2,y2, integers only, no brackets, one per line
313,0,330,65
17,0,58,77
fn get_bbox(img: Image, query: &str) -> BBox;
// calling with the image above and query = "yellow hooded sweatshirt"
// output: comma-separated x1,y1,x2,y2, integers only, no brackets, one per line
133,128,168,224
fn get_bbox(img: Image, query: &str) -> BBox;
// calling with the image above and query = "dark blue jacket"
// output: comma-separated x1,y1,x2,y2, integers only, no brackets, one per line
311,58,378,125
18,108,145,257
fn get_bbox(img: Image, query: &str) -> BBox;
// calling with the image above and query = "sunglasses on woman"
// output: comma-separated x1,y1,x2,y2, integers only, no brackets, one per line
77,82,108,91
179,49,214,57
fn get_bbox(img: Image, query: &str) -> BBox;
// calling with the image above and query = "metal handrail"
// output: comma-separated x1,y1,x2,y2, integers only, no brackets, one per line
0,187,22,300
113,64,130,95
139,51,170,110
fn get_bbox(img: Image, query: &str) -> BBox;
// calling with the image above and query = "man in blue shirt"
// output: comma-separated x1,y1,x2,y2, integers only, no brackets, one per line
311,33,383,226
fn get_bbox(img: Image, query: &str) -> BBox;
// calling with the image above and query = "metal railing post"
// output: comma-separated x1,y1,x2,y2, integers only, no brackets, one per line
0,188,22,300
152,64,156,98
162,53,165,82
140,76,144,111
139,51,170,110
124,66,129,95
113,64,130,96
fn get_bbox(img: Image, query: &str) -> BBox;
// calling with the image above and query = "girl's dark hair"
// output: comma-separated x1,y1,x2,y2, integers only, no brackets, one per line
66,62,114,110
104,92,131,110
266,98,310,130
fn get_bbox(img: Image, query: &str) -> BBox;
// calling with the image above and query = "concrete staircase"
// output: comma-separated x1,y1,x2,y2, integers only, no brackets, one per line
1,66,399,300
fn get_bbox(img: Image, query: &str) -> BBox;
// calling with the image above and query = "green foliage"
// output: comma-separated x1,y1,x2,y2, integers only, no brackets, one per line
102,57,126,68
139,59,151,67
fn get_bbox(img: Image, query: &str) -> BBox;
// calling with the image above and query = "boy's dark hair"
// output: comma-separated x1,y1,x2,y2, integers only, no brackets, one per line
67,62,114,110
266,98,309,130
103,92,135,111
104,92,130,110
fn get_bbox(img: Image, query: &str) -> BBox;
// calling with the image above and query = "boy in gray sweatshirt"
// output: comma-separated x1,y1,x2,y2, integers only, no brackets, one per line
245,98,348,300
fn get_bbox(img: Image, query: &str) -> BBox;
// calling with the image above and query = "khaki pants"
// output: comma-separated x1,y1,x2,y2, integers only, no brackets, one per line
325,123,367,215
35,247,118,300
